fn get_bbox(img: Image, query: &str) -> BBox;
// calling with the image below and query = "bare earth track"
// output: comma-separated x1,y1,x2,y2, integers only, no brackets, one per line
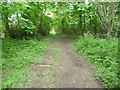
22,36,103,88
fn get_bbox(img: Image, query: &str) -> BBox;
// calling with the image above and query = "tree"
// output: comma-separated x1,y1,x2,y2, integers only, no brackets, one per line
93,2,116,38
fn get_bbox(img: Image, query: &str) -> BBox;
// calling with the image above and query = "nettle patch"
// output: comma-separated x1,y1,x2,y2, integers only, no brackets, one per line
74,34,119,88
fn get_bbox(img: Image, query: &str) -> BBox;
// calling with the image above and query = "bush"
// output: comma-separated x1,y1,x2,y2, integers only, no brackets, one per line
9,17,36,39
74,34,119,88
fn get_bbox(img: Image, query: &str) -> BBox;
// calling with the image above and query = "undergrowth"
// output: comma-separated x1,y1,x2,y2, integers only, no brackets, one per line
74,34,119,88
2,38,50,88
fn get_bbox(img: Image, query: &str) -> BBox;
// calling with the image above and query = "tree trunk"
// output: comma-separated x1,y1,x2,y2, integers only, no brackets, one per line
93,2,115,38
4,14,10,37
79,10,83,36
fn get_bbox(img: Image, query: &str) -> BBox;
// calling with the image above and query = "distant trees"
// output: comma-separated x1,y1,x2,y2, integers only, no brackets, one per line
53,2,118,38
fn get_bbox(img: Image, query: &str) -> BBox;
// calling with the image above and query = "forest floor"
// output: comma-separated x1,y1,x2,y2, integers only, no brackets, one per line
14,36,103,88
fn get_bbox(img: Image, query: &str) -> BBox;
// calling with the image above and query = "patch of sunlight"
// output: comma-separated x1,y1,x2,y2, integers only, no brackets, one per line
85,0,89,4
50,28,56,35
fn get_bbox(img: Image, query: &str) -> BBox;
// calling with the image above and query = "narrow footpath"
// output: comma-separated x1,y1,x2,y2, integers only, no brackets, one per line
20,36,103,88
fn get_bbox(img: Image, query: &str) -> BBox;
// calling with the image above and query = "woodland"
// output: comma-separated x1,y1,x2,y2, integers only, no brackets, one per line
0,1,119,89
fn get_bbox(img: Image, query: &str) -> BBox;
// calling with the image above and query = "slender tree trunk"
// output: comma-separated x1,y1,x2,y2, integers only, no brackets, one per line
107,3,115,38
93,2,115,38
4,12,10,37
84,12,85,32
79,10,83,36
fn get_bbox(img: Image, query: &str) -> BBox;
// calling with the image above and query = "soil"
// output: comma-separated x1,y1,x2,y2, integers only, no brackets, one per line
20,36,103,88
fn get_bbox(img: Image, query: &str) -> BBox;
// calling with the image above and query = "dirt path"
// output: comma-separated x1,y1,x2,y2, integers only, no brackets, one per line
21,36,103,88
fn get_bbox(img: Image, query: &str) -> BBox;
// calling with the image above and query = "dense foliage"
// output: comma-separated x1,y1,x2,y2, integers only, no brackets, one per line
2,38,50,88
1,2,52,39
74,34,119,88
1,2,119,38
51,2,118,38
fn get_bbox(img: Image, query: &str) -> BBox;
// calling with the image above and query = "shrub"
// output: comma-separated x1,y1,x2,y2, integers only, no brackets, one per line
74,34,119,88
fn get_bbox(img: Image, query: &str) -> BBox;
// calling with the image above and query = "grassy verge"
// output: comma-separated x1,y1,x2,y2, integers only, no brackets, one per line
2,38,50,88
74,34,119,88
